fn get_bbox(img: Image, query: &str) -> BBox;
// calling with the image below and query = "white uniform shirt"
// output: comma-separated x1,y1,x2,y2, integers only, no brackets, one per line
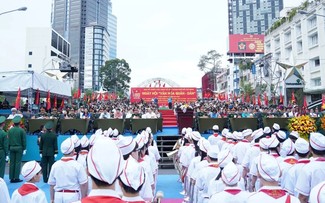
241,144,260,170
139,158,154,200
232,140,250,165
179,144,195,168
11,183,47,203
0,178,10,203
247,186,300,203
209,186,250,203
7,113,23,119
77,150,88,169
295,157,325,196
208,133,221,145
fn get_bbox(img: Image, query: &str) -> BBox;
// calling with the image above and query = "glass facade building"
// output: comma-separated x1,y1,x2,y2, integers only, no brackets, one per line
107,1,117,59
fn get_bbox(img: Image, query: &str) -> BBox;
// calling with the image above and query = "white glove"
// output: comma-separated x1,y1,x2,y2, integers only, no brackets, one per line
54,154,57,158
40,154,42,158
23,150,27,155
5,156,9,162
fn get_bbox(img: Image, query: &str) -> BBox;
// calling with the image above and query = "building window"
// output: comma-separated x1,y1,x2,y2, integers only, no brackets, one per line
312,77,321,86
297,41,302,53
284,31,291,43
28,64,32,68
309,33,318,47
296,24,301,37
310,57,320,69
285,46,292,59
274,37,280,49
308,16,317,30
28,51,32,55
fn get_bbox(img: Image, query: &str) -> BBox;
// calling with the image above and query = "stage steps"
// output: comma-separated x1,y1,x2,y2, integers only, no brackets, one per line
157,135,179,169
160,109,177,127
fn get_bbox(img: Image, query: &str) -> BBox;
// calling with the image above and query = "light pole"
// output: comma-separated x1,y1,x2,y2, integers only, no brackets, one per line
0,7,27,16
298,10,325,18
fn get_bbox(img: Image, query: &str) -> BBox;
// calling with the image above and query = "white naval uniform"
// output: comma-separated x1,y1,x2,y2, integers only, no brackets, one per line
78,189,124,202
282,158,310,196
77,150,88,169
247,186,300,203
122,195,148,202
11,182,47,203
138,158,154,200
192,159,209,203
232,140,250,165
208,186,250,203
208,133,222,145
295,157,325,197
48,157,88,203
0,178,10,203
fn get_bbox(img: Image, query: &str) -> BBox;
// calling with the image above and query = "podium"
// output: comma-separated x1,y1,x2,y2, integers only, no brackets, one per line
176,108,194,134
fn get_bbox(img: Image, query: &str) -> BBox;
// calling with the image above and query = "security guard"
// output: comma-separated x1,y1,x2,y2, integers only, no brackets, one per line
8,116,26,183
0,116,8,178
39,121,58,183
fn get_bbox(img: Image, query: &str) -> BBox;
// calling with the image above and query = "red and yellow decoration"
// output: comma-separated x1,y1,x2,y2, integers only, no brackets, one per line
288,115,316,141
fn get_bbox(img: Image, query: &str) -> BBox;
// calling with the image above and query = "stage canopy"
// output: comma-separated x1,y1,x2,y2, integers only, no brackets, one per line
0,70,71,98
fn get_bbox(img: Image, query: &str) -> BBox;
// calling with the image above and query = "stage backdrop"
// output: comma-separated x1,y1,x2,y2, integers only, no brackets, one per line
130,87,197,106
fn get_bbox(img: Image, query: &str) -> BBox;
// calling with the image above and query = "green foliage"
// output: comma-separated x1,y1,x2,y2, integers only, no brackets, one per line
198,50,223,73
238,59,253,71
84,89,93,97
100,58,131,96
240,80,254,95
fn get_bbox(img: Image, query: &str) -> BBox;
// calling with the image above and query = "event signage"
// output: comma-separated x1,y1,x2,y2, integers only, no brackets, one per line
130,87,197,105
228,34,264,54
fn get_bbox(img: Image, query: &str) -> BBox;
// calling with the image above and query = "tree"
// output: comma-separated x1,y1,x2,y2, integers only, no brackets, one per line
100,58,131,97
240,80,254,95
198,50,223,73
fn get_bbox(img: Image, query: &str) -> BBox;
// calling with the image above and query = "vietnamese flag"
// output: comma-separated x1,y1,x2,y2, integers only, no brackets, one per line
91,92,96,101
291,90,296,104
46,91,51,110
245,94,250,103
53,95,57,108
77,88,81,98
104,93,109,101
15,87,21,109
279,92,283,104
60,99,65,110
257,95,261,106
264,93,268,106
252,95,256,105
303,96,307,109
34,89,40,105
98,93,102,101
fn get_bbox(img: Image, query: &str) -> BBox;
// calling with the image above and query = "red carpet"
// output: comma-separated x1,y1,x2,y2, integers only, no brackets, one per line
160,109,177,127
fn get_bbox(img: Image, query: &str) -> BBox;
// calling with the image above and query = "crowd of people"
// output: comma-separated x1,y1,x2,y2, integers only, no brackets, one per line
174,124,325,203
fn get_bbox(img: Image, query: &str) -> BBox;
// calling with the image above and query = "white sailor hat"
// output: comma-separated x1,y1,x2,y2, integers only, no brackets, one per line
112,129,119,137
242,129,253,137
280,139,295,156
185,128,193,139
221,128,229,137
135,133,145,149
218,149,233,168
107,128,113,136
181,128,187,135
146,127,152,134
263,127,271,135
117,136,136,156
226,132,234,140
61,138,75,154
21,161,42,181
80,135,89,148
199,138,210,153
310,132,325,151
289,131,300,139
89,133,97,146
208,146,220,159
192,131,202,141
234,131,244,140
309,181,325,203
141,130,149,144
222,162,241,186
257,153,281,182
70,134,81,148
276,130,287,140
294,138,309,154
95,128,102,135
212,125,219,131
87,137,124,184
252,128,264,140
11,107,17,112
103,130,109,137
273,123,280,131
120,157,145,191
259,135,279,150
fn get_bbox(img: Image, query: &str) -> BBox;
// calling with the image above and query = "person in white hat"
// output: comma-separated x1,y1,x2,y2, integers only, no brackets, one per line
195,147,220,203
247,154,300,203
272,123,280,133
263,127,272,137
296,132,325,203
279,138,297,166
81,137,124,202
282,138,310,196
119,157,146,202
7,108,23,119
208,125,221,145
48,138,88,203
233,129,251,165
0,177,10,203
309,181,325,203
209,162,250,203
77,135,89,169
111,129,119,140
217,128,229,150
11,161,47,203
275,130,287,144
288,131,299,143
70,134,81,160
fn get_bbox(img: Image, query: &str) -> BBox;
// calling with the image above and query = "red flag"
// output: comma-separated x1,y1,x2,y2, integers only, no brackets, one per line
46,91,51,110
104,93,109,101
77,88,81,98
73,91,77,99
15,87,21,109
291,90,296,104
264,93,268,106
53,95,57,108
83,94,87,101
245,94,250,103
225,93,228,101
98,93,102,101
257,95,261,106
252,95,256,105
322,94,325,110
34,89,40,105
88,96,91,103
279,92,283,104
60,99,65,110
303,96,307,109
241,94,245,103
91,92,96,101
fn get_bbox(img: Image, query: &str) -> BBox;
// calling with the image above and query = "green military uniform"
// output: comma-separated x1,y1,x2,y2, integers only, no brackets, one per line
8,116,26,182
0,116,8,178
39,121,58,183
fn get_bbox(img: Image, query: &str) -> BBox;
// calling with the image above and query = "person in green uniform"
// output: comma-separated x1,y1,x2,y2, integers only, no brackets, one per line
39,121,58,183
8,116,26,183
0,116,8,178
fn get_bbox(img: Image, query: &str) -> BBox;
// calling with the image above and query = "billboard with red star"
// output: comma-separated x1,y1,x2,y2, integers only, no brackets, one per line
228,34,264,54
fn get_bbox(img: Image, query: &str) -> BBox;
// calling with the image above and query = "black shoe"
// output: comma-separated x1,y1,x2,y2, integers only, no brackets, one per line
10,179,23,183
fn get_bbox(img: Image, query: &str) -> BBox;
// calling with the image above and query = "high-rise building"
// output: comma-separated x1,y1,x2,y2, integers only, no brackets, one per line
228,0,284,34
108,1,117,59
52,0,110,91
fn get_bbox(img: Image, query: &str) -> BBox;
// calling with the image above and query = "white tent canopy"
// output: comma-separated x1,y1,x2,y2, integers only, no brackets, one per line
0,70,71,98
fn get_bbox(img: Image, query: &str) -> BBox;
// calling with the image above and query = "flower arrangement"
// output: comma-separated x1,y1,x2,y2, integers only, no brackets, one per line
288,115,316,141
4,118,26,131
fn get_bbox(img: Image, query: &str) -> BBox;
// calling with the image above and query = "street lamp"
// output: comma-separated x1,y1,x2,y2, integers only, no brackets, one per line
0,7,27,16
298,10,325,18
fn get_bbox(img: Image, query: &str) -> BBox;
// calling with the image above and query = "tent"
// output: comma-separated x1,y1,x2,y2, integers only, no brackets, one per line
0,70,71,98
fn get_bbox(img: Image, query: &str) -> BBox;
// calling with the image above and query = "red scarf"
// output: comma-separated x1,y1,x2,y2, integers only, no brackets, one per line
283,158,298,165
260,189,286,199
18,184,39,196
224,189,241,195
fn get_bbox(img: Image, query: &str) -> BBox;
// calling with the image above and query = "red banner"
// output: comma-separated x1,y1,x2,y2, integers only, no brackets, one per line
228,34,264,54
130,87,197,106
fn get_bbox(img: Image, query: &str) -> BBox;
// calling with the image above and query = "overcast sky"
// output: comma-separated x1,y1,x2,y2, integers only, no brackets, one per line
0,0,304,88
